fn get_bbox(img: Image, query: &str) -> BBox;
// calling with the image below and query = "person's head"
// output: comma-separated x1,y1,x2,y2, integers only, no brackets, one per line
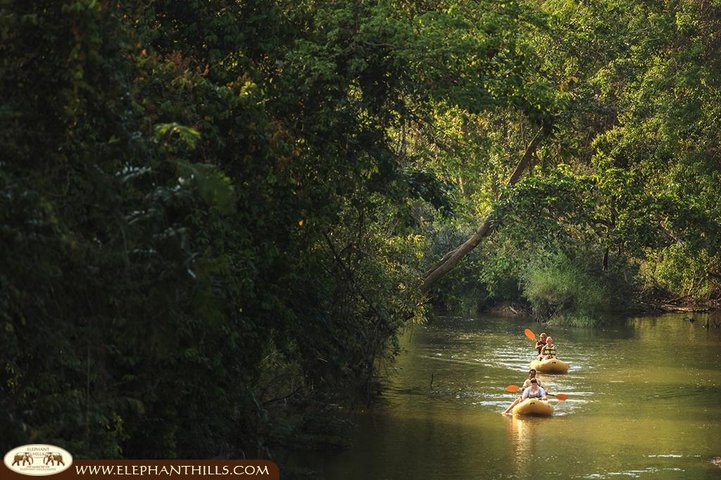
546,336,554,345
530,378,538,387
528,369,537,378
540,333,547,341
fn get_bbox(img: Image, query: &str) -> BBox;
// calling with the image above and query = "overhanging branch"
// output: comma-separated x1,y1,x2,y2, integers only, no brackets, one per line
421,125,547,292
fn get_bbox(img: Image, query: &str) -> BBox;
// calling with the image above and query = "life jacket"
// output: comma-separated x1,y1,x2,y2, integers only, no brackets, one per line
535,341,546,354
542,345,557,356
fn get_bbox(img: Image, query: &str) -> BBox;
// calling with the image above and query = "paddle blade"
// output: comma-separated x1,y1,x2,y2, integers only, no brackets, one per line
524,328,536,341
554,393,569,401
505,385,521,393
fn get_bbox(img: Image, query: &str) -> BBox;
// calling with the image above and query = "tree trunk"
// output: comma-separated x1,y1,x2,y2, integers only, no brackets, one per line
602,248,609,271
421,126,547,293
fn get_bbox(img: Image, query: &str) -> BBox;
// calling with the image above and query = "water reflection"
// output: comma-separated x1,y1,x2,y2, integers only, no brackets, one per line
504,415,553,477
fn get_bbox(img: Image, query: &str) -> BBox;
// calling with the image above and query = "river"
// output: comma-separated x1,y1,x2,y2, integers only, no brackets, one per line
291,312,721,479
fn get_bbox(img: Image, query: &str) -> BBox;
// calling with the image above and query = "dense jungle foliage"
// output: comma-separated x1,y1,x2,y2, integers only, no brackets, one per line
2,0,720,461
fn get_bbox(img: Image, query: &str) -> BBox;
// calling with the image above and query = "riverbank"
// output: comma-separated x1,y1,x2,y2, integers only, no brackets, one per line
481,296,721,319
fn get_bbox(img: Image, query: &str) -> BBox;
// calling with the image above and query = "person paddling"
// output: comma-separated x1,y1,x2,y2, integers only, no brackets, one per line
535,332,548,356
503,369,544,414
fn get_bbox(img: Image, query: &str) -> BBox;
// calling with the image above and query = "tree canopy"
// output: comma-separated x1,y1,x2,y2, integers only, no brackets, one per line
2,0,720,460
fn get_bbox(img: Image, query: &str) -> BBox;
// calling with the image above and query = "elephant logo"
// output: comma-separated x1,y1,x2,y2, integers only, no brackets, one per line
12,452,33,466
43,453,65,466
3,444,73,476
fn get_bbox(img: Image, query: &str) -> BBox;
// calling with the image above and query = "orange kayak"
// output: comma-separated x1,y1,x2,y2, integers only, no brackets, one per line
512,398,553,416
530,358,570,374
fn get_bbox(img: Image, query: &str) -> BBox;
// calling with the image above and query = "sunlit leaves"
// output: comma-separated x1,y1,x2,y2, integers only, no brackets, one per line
153,122,200,150
176,161,236,215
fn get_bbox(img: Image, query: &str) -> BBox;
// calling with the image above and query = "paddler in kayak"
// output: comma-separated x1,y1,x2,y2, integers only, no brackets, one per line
521,378,547,401
540,336,557,360
502,369,544,414
534,332,548,356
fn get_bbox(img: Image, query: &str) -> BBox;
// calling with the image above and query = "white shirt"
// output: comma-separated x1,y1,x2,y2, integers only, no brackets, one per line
522,385,546,400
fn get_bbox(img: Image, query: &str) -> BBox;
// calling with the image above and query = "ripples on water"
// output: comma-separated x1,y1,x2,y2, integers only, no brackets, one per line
390,320,597,415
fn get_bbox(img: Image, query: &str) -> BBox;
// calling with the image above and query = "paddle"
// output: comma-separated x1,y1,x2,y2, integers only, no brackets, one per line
524,328,536,341
505,384,568,401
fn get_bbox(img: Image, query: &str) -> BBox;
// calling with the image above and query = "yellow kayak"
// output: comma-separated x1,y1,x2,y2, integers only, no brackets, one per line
530,358,570,374
512,398,553,416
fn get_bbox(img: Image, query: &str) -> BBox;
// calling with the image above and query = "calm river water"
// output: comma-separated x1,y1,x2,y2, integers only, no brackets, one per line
292,312,721,479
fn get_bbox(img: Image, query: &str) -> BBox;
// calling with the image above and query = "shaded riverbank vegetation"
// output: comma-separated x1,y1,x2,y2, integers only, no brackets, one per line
2,0,720,461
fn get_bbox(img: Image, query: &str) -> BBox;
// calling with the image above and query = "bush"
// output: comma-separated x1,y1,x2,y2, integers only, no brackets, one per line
521,252,609,326
644,242,719,301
